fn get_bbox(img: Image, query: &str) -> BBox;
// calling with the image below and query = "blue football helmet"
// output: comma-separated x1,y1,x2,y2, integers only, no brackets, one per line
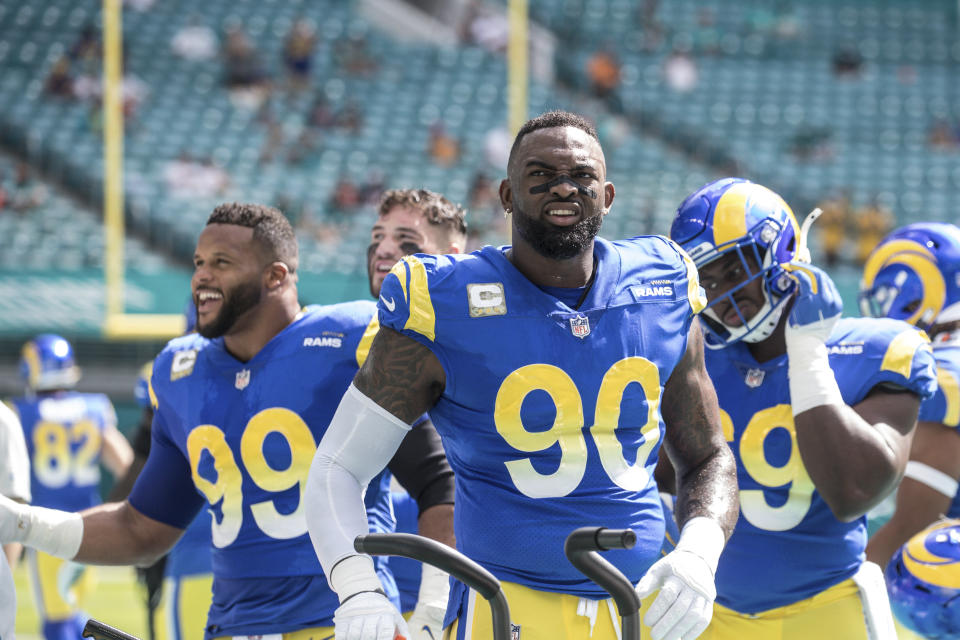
19,334,81,392
670,178,800,348
887,519,960,639
133,360,154,409
860,223,960,331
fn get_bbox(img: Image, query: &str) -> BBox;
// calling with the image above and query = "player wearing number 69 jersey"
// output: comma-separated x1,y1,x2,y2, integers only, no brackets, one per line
12,334,134,640
305,111,739,640
668,178,938,639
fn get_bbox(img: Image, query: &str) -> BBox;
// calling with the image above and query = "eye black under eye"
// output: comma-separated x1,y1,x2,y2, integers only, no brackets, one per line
399,242,423,256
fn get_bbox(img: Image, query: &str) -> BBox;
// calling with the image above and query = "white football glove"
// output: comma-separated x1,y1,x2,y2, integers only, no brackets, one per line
406,564,449,640
331,555,409,640
635,518,724,640
334,591,409,640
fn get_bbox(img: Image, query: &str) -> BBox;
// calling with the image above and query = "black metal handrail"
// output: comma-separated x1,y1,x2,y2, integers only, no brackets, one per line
564,527,641,640
355,533,511,640
82,619,141,640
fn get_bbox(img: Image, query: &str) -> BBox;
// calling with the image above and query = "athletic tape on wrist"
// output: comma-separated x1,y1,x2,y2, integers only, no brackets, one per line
330,554,384,601
675,517,725,574
15,504,83,559
786,334,844,414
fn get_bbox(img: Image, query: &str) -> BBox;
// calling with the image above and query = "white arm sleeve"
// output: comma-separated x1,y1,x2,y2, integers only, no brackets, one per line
305,383,412,591
0,402,30,503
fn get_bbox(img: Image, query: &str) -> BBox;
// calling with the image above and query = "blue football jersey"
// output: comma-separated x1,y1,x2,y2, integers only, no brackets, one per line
707,317,937,613
127,302,396,637
13,391,117,512
919,332,960,518
377,236,705,598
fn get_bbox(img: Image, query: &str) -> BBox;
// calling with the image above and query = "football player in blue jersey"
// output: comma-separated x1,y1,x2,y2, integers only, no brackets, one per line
12,334,134,640
859,224,960,568
667,178,939,639
0,202,457,640
305,110,739,640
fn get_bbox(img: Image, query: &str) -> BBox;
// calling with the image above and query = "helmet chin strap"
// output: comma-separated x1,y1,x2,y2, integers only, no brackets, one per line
704,289,791,345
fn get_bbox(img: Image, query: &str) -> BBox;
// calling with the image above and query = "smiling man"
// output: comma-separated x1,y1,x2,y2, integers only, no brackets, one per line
305,110,739,640
667,178,938,639
0,203,450,639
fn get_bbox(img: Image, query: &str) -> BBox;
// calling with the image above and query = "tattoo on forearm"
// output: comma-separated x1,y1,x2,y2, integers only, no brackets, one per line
355,326,443,423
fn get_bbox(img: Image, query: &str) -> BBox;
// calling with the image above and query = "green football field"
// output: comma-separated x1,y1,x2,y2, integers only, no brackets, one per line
13,561,149,640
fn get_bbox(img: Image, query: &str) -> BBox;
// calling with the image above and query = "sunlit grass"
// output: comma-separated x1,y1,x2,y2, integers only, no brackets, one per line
14,561,150,640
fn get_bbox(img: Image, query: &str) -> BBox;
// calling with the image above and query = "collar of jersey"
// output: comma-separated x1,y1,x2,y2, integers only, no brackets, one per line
207,308,314,368
483,237,620,315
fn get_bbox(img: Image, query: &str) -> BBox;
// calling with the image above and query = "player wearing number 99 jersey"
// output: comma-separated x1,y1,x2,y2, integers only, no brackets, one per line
127,300,397,636
0,204,449,640
669,178,938,639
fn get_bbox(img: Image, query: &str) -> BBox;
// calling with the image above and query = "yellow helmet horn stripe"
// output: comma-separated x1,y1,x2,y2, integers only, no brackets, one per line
712,183,799,250
903,520,960,589
862,239,945,326
861,239,936,288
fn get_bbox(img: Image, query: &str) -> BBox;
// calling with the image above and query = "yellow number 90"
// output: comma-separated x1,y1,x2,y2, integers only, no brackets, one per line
495,357,662,498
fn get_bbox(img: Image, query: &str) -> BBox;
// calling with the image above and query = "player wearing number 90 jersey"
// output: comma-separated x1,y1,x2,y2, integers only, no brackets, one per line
127,300,398,637
378,237,698,596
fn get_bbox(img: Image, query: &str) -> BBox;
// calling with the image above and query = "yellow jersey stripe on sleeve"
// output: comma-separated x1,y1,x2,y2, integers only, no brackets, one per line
937,367,960,427
880,329,931,379
781,263,819,295
388,259,410,303
356,315,380,368
665,239,706,314
145,361,159,410
401,255,437,342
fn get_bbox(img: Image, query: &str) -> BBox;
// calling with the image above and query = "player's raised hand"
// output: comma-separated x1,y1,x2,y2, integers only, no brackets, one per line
333,590,409,640
783,262,842,343
635,517,724,640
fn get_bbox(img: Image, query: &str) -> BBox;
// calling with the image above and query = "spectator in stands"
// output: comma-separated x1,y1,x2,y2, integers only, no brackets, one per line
223,24,269,99
283,18,317,89
171,15,218,61
163,153,230,198
44,57,74,99
586,48,622,108
663,47,698,92
359,170,387,206
483,125,511,170
855,198,894,265
428,123,460,167
832,45,864,78
460,1,509,54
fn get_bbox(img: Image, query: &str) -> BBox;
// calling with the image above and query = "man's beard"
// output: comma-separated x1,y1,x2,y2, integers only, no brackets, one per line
197,280,262,338
512,204,603,260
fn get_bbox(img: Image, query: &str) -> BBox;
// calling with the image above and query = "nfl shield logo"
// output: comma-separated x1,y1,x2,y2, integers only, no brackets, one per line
569,315,590,339
235,369,251,390
510,623,521,640
745,368,765,388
